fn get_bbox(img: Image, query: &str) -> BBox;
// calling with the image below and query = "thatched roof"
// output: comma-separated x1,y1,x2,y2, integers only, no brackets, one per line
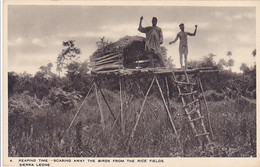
90,36,145,60
90,36,167,72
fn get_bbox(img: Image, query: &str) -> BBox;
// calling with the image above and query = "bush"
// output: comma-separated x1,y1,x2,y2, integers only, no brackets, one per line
48,87,82,110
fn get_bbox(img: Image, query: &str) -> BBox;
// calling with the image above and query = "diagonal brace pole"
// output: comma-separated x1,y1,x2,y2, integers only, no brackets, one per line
95,82,105,131
120,77,126,136
155,76,178,135
128,76,155,146
67,83,95,131
135,82,159,121
97,85,116,120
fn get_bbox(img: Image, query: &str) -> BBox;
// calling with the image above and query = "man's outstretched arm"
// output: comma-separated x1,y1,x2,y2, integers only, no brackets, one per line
169,34,178,45
138,16,145,33
188,25,198,36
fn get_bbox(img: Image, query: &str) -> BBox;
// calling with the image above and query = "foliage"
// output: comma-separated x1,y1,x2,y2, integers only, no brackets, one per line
227,59,234,67
56,40,81,74
226,51,232,57
48,87,82,110
186,52,255,99
252,49,256,57
217,59,228,70
96,37,110,49
240,63,250,73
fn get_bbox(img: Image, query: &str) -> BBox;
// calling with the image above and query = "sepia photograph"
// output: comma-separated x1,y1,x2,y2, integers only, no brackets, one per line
3,1,259,167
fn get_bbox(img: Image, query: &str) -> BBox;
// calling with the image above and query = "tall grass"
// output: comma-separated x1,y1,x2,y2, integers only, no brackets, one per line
8,90,256,157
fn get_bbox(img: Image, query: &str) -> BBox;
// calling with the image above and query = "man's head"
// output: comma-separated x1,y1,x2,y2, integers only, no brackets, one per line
152,17,157,26
179,23,185,31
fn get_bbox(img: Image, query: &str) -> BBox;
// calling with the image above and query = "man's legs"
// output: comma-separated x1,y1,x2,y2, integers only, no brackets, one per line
149,50,155,67
157,53,165,67
184,53,188,70
179,51,183,69
180,46,188,70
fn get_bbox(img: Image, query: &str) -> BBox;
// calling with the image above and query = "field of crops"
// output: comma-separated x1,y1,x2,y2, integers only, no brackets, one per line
8,89,256,157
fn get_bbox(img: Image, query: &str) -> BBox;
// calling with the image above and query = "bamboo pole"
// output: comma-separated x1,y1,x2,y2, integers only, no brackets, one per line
93,64,124,72
120,77,125,136
155,76,178,135
67,83,95,131
135,82,159,121
165,76,171,107
95,82,105,131
128,76,155,146
90,59,119,67
94,54,121,64
92,52,117,62
198,76,214,139
98,87,116,120
112,110,121,131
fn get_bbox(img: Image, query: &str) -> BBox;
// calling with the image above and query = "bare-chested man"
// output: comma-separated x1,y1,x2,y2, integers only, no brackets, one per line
169,23,198,69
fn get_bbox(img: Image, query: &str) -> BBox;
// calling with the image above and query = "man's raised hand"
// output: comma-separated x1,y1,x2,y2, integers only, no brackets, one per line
140,16,143,21
195,25,198,28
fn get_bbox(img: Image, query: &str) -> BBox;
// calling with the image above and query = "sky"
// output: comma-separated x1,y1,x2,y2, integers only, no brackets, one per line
8,5,256,74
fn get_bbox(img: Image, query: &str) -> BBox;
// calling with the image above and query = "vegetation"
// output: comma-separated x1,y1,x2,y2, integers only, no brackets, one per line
8,41,256,157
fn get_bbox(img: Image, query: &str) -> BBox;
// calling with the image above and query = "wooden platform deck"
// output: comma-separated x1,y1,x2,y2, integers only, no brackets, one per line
91,67,219,76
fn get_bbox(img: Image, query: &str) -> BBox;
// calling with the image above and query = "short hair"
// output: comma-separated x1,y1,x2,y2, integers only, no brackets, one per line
179,23,184,27
152,17,158,22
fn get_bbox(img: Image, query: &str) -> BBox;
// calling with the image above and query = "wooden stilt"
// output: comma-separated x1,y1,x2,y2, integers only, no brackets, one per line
135,82,159,121
155,76,178,135
67,83,95,131
95,82,105,131
128,76,155,146
123,78,135,113
112,110,121,131
165,76,171,108
98,87,116,120
198,76,214,139
120,77,126,136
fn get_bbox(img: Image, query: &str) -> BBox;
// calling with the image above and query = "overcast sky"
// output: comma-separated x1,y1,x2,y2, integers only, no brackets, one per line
8,5,256,74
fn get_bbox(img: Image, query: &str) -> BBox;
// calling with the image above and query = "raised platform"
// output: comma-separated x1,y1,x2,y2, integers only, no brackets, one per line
91,67,219,76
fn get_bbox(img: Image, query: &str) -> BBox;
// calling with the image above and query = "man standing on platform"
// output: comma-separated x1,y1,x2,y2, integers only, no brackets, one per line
169,23,198,70
138,16,165,67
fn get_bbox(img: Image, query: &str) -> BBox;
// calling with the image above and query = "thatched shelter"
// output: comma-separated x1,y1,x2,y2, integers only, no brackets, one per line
90,36,167,72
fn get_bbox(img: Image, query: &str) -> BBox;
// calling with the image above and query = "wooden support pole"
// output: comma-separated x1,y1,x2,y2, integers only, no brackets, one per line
128,76,155,146
95,82,105,131
155,76,178,135
198,76,214,139
165,76,171,107
119,77,126,136
67,83,95,131
97,86,116,120
135,82,159,121
112,110,121,132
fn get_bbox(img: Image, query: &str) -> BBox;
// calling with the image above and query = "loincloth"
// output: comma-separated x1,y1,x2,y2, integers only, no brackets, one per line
179,45,188,55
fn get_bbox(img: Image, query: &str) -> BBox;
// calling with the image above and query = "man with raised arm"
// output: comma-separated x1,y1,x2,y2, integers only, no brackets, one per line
169,23,198,70
138,16,165,67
